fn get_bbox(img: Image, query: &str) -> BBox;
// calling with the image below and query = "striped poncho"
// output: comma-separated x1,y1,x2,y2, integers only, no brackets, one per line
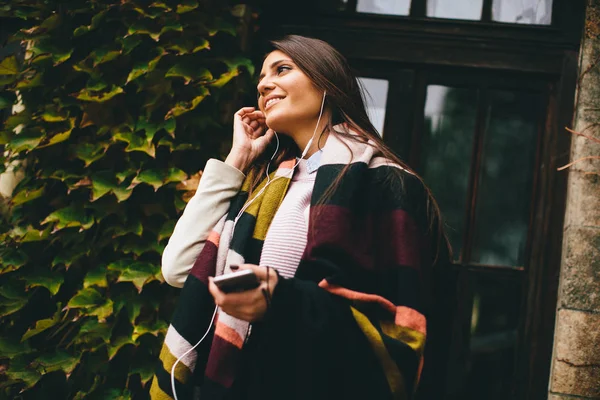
151,130,443,400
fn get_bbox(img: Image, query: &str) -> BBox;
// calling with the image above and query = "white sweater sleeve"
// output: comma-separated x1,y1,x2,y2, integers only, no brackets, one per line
161,159,245,288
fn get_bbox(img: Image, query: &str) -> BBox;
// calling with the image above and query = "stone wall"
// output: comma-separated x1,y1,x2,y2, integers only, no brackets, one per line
549,0,600,398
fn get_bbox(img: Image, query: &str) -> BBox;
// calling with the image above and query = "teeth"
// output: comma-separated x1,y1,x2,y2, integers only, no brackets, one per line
266,98,283,108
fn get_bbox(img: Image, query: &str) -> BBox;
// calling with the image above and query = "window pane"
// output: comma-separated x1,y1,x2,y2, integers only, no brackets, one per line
466,274,521,399
421,85,478,260
471,90,540,266
357,0,411,16
492,0,552,25
358,77,389,137
427,0,483,20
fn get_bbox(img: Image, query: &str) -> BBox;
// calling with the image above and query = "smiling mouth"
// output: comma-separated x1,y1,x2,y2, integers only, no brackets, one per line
265,97,284,111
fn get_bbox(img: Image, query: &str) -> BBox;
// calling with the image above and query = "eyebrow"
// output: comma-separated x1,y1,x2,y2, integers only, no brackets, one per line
257,59,293,83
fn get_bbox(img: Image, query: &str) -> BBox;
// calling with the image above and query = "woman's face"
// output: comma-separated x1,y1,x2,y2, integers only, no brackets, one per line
257,50,325,134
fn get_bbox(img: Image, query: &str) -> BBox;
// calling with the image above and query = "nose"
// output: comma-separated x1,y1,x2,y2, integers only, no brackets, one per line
257,76,275,97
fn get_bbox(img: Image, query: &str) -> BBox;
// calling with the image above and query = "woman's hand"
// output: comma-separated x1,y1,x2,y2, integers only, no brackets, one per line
225,107,275,173
208,264,279,322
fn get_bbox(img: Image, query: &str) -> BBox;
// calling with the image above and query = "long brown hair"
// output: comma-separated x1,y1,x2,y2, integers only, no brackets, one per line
250,35,452,262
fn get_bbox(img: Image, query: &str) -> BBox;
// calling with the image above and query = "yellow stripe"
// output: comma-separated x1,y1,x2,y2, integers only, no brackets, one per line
149,377,172,400
159,345,192,384
252,177,291,240
350,307,408,400
380,321,426,357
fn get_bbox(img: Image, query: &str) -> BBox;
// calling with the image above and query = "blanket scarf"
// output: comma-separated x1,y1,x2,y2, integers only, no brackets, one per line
150,131,435,400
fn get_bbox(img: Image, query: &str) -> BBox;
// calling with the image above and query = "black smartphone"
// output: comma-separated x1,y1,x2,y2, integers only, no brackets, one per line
213,269,260,293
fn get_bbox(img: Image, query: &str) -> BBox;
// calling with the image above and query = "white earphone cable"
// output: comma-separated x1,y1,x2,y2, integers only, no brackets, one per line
171,304,218,400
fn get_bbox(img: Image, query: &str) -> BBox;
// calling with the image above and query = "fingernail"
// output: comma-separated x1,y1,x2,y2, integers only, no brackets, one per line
230,264,239,271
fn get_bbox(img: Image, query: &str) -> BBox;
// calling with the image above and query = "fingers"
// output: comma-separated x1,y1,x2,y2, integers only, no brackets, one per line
235,106,256,116
208,276,267,322
237,108,265,120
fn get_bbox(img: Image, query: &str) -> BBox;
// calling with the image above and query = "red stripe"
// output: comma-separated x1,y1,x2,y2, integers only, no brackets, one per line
319,280,427,334
214,321,244,349
319,280,396,315
204,336,240,388
207,230,220,247
307,205,422,270
396,306,426,335
190,241,217,285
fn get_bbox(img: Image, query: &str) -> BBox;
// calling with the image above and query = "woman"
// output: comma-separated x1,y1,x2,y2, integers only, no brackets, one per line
151,35,450,400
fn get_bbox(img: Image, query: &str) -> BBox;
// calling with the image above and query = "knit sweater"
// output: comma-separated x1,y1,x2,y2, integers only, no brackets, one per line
260,155,317,278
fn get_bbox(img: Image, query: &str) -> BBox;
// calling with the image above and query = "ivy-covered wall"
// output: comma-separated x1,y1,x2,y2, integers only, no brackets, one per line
0,1,256,398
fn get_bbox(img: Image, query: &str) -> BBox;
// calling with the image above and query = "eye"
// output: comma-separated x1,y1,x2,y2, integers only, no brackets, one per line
277,65,291,74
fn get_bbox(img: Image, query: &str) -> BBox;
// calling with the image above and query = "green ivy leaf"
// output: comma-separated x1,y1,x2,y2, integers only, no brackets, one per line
135,118,161,142
126,48,164,83
0,249,28,273
0,296,29,317
91,171,133,202
67,287,103,309
165,64,212,84
34,350,80,377
132,167,187,191
209,69,239,88
219,57,255,77
89,298,114,322
118,262,160,292
20,226,51,243
85,77,108,91
158,219,175,242
4,110,31,130
72,142,109,167
21,308,63,341
42,205,94,232
84,266,108,289
166,87,210,118
176,0,199,13
0,337,33,357
89,47,121,66
107,334,135,360
119,35,143,55
52,244,89,269
41,109,68,122
0,55,19,75
108,261,159,293
77,318,113,345
131,362,155,385
22,267,63,295
132,320,167,341
155,20,183,39
113,290,143,324
111,218,143,239
15,71,44,89
119,236,164,257
192,38,211,53
11,186,45,206
0,74,16,85
127,19,157,39
74,85,124,102
5,355,42,388
113,130,156,158
37,118,75,148
9,129,45,153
